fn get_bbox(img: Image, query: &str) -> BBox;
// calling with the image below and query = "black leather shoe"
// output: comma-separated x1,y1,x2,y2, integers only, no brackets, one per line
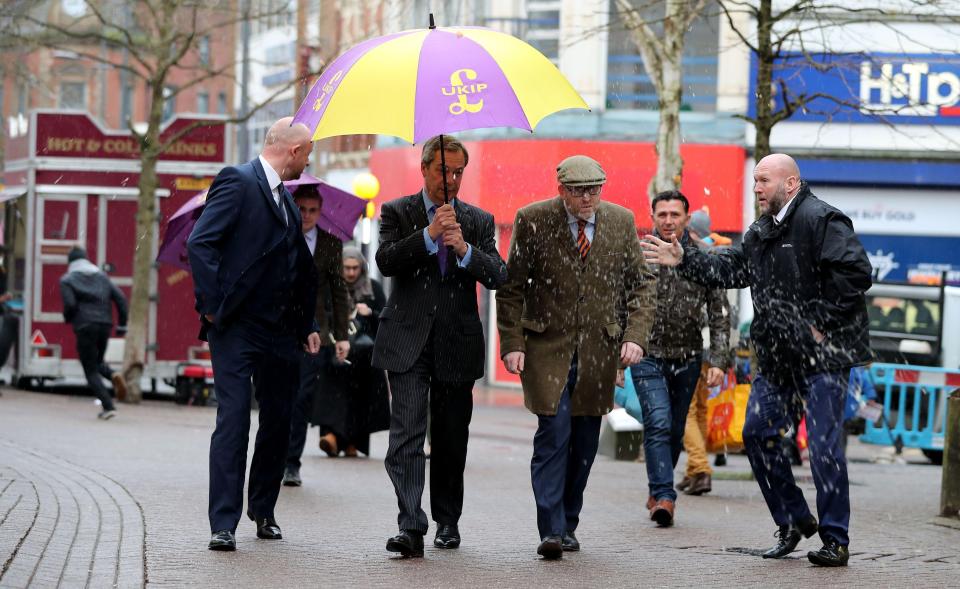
208,530,236,551
537,536,563,560
250,516,282,540
386,530,424,557
808,539,849,567
282,466,302,487
761,516,818,558
561,530,580,552
434,524,461,549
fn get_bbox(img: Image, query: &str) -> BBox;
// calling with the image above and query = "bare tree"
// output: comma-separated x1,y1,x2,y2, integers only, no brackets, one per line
613,0,711,196
2,0,304,402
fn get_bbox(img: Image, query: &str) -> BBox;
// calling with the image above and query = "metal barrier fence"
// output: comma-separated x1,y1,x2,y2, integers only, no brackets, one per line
862,363,960,452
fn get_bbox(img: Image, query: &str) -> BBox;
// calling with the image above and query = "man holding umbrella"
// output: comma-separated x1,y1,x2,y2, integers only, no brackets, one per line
374,135,507,558
188,117,321,552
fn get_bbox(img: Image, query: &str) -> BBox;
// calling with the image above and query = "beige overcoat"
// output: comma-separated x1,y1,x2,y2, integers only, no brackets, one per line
496,197,657,416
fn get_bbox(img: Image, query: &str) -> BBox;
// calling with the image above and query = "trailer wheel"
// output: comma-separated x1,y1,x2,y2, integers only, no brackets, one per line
922,449,943,465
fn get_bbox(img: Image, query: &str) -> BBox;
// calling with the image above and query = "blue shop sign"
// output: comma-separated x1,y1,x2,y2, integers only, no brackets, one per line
749,52,960,125
861,234,960,285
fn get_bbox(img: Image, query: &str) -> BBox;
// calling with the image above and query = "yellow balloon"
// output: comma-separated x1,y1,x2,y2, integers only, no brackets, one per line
365,202,376,219
353,172,380,200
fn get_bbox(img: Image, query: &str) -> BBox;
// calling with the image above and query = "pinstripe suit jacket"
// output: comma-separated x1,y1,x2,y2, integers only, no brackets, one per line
372,193,507,383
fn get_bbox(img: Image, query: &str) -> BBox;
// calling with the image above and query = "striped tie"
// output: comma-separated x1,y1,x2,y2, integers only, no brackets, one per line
577,219,590,261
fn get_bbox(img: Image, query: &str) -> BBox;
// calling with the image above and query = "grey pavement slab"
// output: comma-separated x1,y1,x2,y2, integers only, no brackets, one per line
0,387,957,588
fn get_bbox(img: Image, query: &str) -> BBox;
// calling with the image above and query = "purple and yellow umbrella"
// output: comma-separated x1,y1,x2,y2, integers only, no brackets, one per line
292,17,589,144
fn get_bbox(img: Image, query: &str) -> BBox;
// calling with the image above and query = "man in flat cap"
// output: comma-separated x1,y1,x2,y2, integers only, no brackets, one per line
497,155,657,560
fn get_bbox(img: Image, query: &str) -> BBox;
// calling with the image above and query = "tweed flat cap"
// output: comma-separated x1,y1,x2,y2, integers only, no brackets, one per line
556,155,606,186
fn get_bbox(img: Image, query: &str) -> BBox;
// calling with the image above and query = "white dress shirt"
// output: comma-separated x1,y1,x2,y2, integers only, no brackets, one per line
303,225,318,255
258,155,287,224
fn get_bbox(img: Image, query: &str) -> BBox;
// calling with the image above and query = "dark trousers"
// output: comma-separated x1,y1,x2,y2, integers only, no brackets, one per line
74,323,115,412
206,319,300,533
631,355,702,501
384,340,473,534
531,355,602,539
286,347,328,468
743,372,850,546
0,313,19,367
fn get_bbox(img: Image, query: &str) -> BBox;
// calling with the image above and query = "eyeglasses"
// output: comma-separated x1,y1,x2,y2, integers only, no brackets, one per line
563,184,602,197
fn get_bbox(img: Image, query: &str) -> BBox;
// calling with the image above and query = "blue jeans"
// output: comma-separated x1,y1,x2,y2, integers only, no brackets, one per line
631,355,702,502
743,372,850,546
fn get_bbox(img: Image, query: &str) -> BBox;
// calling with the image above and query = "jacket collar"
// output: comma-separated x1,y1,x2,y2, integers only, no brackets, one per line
754,183,811,241
252,157,287,226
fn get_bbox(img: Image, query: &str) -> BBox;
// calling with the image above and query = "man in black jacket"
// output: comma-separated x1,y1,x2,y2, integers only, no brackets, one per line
59,247,128,420
641,154,872,567
374,135,507,557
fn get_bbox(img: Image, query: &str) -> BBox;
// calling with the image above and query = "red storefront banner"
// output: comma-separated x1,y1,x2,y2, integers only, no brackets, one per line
370,139,746,232
25,112,226,163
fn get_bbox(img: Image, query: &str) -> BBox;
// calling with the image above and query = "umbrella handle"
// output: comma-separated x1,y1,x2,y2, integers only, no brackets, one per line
440,134,449,204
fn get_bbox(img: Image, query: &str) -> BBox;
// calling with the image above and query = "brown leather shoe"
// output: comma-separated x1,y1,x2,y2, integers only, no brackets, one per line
319,433,338,457
646,495,656,511
344,445,358,458
676,475,693,492
685,473,712,496
650,499,675,527
111,373,128,402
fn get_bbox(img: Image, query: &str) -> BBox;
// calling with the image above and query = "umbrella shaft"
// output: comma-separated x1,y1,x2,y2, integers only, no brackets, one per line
440,134,450,204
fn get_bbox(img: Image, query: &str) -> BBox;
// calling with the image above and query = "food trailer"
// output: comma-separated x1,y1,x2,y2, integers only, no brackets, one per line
0,109,228,390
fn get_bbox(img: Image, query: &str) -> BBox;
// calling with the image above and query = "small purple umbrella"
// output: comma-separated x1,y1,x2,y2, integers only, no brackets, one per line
157,172,366,271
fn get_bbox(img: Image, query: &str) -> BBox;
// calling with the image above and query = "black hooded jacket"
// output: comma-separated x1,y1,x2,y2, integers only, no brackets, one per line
678,183,872,383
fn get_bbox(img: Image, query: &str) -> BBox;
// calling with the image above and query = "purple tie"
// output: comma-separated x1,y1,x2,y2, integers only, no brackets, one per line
432,206,448,275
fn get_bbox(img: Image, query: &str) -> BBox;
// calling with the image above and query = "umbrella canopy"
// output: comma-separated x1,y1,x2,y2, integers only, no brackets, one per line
157,173,366,271
292,23,589,143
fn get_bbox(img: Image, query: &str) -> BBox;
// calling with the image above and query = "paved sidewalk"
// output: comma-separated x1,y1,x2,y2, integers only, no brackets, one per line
1,386,957,588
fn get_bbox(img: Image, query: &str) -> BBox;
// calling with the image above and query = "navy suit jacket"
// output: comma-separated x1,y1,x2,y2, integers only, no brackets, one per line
372,193,507,382
186,158,318,342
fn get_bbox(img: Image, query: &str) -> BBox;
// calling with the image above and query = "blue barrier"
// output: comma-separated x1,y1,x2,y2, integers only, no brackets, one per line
861,363,960,451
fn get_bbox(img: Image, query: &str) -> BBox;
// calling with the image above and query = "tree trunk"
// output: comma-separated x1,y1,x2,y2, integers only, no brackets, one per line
121,81,165,403
651,15,684,197
753,0,774,162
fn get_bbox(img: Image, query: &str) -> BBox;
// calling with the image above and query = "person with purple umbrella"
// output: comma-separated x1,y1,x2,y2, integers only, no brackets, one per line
280,185,351,487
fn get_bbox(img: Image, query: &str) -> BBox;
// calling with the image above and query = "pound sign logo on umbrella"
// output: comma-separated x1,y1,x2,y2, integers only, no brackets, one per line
443,69,487,115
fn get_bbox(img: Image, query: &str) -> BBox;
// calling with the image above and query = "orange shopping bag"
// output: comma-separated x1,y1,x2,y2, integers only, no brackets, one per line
706,371,750,454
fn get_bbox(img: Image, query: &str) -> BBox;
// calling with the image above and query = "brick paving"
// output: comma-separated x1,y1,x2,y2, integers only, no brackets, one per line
0,385,957,588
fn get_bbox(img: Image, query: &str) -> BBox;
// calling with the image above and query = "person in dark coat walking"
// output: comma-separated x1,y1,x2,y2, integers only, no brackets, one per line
281,184,350,487
641,154,873,567
187,117,321,552
374,135,507,558
59,247,128,420
311,246,389,457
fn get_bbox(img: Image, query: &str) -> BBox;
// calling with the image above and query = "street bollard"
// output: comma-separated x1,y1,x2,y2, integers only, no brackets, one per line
942,389,960,519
